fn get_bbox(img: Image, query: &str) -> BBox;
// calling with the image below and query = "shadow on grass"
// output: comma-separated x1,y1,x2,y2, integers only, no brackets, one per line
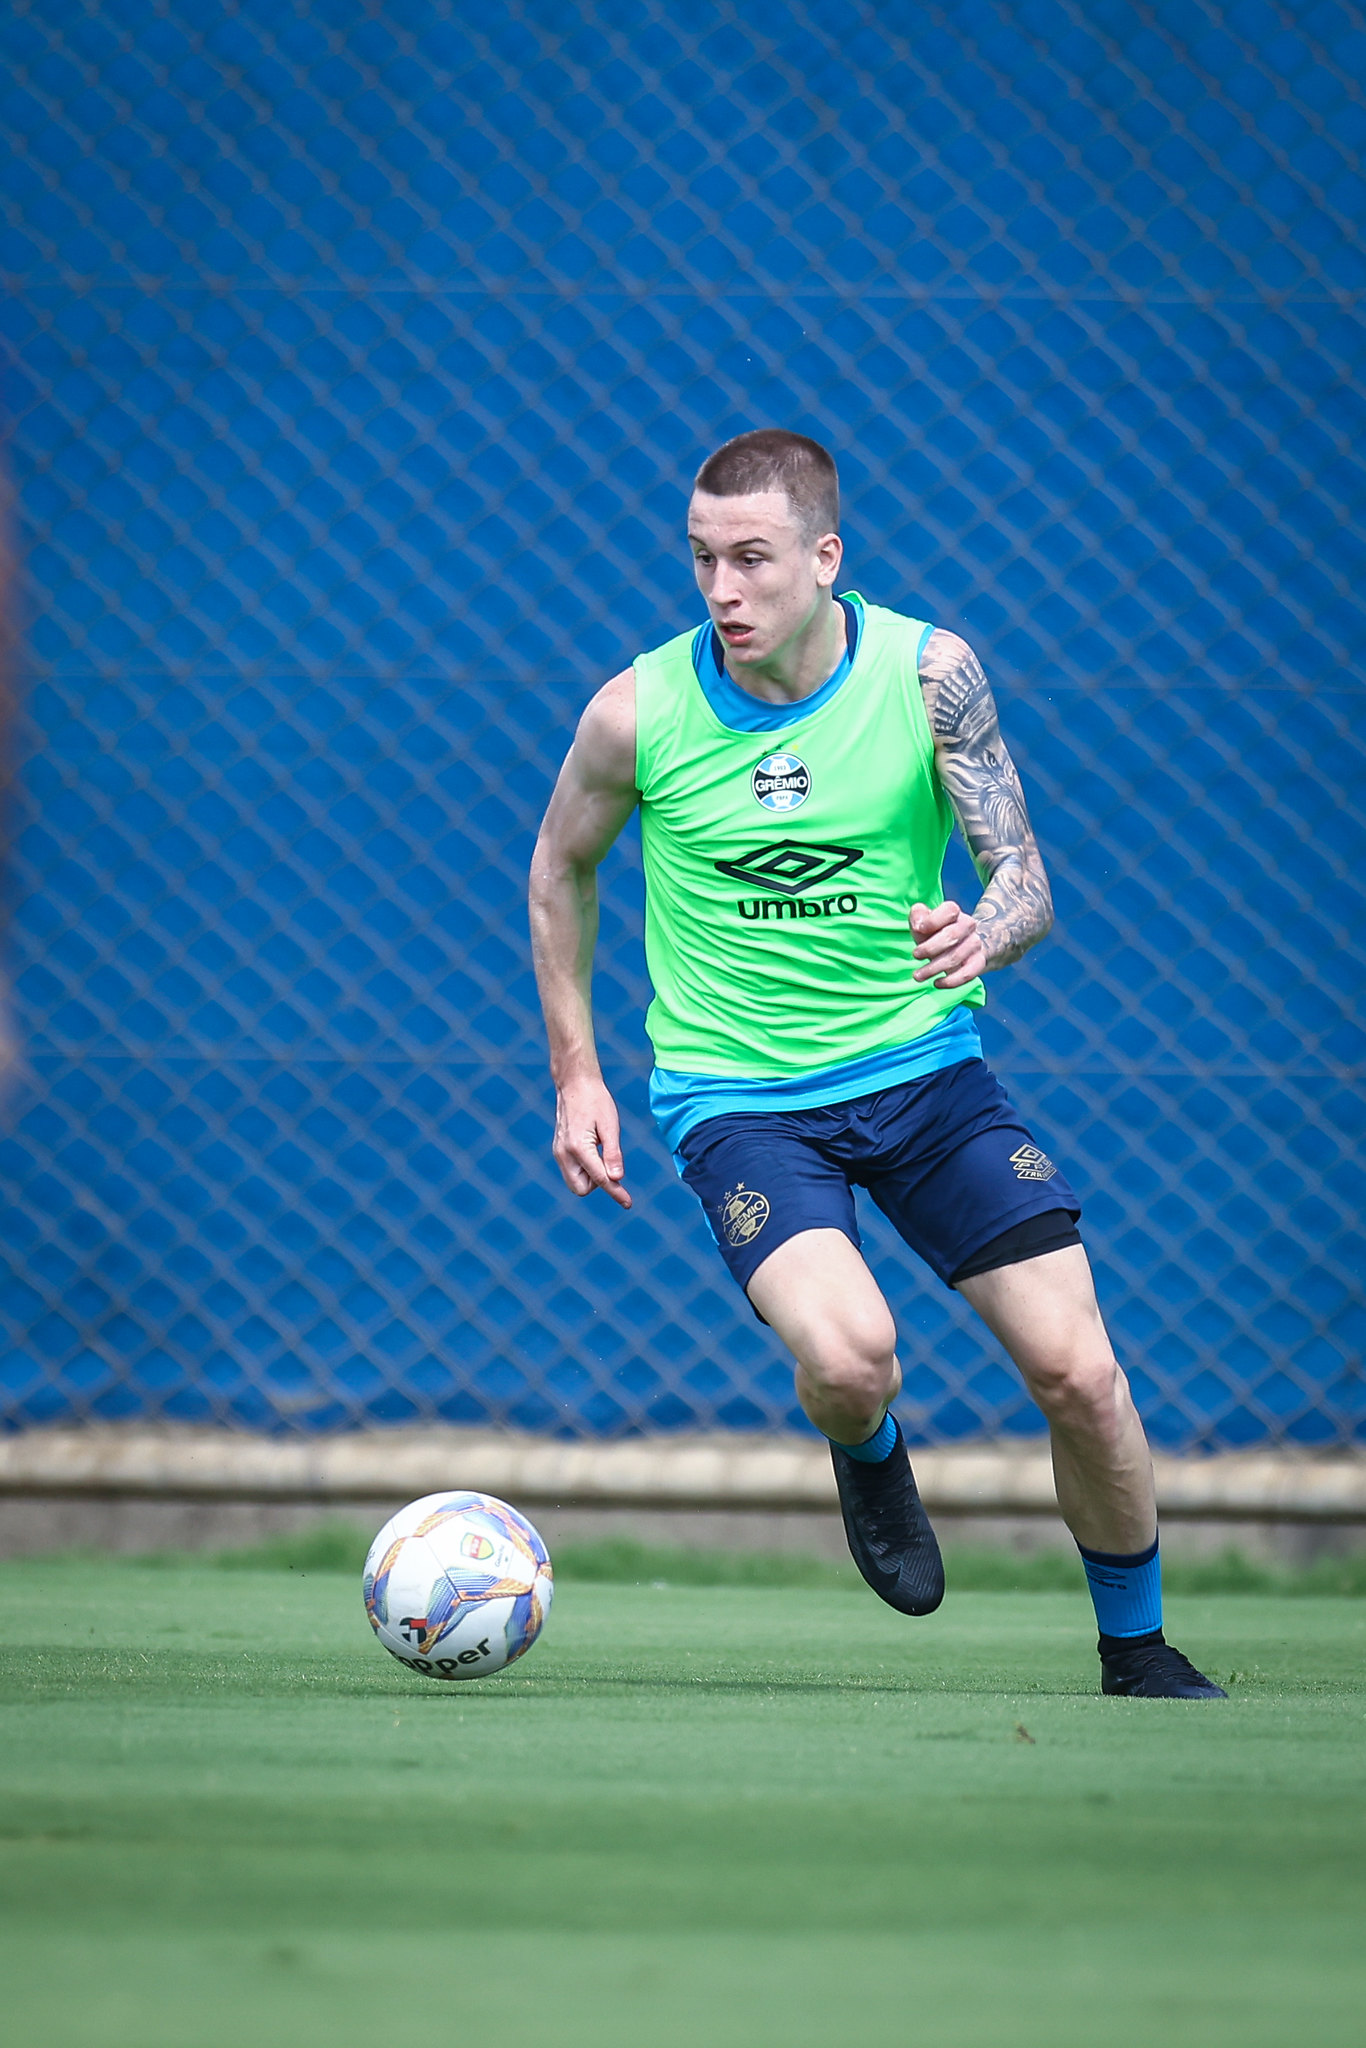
0,1643,1093,1705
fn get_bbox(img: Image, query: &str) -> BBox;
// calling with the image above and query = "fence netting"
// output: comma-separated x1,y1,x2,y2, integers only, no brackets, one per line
1,0,1363,1448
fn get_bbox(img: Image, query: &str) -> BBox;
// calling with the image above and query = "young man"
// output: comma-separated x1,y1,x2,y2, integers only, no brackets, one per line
529,428,1224,1698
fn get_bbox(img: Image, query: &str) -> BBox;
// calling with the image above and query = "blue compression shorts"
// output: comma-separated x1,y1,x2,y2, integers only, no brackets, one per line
676,1056,1081,1295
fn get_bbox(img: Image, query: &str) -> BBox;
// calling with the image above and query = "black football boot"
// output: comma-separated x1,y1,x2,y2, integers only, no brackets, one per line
1099,1632,1228,1698
829,1416,945,1616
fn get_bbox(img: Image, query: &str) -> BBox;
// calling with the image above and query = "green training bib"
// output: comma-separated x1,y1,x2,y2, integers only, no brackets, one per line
634,597,985,1077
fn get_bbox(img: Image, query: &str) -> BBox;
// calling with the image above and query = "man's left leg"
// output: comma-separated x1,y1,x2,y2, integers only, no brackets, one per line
958,1245,1225,1699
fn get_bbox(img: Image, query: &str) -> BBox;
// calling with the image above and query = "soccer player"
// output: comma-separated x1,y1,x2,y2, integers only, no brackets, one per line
529,429,1224,1699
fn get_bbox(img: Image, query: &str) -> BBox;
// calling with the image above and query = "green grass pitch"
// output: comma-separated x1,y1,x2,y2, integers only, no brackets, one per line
2,1558,1363,2047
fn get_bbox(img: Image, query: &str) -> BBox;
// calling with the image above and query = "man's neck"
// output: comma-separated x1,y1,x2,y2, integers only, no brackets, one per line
723,595,848,704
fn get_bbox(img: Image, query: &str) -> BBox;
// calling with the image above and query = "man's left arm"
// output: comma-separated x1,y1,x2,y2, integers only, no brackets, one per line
911,627,1054,988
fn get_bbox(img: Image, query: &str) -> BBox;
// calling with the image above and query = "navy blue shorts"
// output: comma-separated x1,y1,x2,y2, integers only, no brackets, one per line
677,1057,1080,1295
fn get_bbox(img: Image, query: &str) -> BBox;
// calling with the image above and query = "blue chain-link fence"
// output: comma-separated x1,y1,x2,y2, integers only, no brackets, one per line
1,0,1363,1448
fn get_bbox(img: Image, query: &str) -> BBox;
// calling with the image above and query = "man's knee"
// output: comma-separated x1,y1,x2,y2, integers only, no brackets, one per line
799,1300,897,1405
1030,1347,1127,1432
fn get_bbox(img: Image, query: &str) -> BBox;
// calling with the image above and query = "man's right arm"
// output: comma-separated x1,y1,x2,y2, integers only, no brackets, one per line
528,668,639,1210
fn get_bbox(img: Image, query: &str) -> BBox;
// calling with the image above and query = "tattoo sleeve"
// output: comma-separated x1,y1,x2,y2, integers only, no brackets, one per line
919,629,1053,969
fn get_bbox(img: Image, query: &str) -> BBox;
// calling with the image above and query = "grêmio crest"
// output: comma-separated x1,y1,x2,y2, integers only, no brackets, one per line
750,752,811,811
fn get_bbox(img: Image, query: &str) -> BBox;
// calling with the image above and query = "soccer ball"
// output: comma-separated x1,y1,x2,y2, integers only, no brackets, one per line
363,1491,554,1681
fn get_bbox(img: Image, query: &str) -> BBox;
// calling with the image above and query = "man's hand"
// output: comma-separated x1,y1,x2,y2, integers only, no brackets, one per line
910,900,987,988
552,1075,633,1210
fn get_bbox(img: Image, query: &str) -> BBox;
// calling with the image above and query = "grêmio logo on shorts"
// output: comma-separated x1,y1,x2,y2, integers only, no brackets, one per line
714,841,864,921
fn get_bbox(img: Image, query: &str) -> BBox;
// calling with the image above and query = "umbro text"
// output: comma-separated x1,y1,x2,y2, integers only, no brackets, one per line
737,893,858,919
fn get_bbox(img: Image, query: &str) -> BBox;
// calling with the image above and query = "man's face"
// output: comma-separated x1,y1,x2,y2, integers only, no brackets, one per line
687,489,842,668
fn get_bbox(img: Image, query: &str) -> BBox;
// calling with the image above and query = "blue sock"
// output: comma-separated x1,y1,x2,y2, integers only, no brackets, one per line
829,1411,898,1463
1077,1535,1162,1639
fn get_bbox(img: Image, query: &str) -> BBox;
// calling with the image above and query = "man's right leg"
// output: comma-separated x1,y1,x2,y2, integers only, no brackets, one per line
745,1226,901,1442
675,1116,942,1615
747,1228,944,1616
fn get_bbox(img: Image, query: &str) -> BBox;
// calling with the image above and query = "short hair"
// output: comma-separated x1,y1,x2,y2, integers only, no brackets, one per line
693,429,839,541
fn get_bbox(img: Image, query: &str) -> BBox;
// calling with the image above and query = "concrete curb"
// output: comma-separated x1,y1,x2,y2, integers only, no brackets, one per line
1,1427,1363,1522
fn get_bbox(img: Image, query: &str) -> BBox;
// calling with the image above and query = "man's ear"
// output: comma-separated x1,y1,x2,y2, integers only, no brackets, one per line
814,530,843,588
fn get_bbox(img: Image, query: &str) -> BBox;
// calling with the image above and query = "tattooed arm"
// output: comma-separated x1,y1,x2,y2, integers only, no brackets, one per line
911,628,1054,988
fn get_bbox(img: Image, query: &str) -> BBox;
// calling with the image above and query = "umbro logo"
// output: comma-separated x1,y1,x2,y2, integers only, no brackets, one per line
1009,1143,1057,1183
713,842,864,895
